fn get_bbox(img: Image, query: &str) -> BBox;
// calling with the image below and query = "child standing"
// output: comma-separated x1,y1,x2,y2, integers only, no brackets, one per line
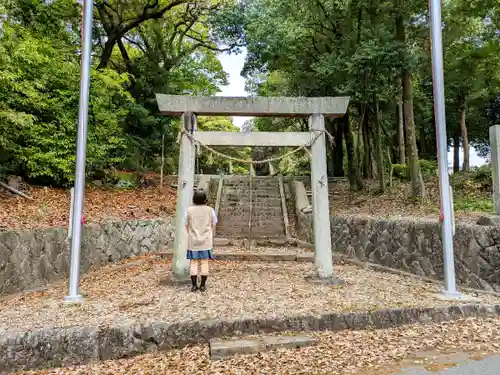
185,189,217,292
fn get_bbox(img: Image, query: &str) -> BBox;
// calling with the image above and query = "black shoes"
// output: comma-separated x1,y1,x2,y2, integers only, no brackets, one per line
190,276,198,292
199,275,208,292
191,275,208,292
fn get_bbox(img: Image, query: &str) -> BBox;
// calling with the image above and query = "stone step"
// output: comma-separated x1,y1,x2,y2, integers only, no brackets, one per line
221,204,280,209
219,202,282,209
251,227,285,236
217,228,284,236
223,188,280,194
213,238,290,247
210,334,318,360
217,221,284,228
216,231,251,239
223,195,281,202
224,178,279,183
217,209,284,217
222,197,281,204
224,182,278,188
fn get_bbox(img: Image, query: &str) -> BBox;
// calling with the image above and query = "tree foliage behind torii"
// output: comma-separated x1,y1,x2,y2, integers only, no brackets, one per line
235,0,500,197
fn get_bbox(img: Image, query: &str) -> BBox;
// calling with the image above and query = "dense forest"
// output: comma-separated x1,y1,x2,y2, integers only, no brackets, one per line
0,0,499,198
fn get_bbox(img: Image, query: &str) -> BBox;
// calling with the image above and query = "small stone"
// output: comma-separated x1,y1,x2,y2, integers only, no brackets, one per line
305,274,345,286
476,215,500,226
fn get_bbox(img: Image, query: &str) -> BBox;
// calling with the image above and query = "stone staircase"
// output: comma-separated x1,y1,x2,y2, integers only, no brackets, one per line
215,176,286,241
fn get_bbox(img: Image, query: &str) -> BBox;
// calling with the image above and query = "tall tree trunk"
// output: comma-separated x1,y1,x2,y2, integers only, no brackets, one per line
343,111,363,191
453,129,460,173
375,99,385,192
419,126,426,158
362,108,372,178
395,7,425,198
402,72,425,198
357,130,363,177
98,36,118,69
396,99,406,164
460,103,469,171
334,120,345,176
160,132,165,189
325,119,336,176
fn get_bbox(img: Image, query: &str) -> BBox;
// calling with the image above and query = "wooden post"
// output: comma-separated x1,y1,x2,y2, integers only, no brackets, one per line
213,177,224,237
278,176,291,240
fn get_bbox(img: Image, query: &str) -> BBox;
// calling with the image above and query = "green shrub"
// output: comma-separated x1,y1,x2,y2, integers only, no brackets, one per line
473,164,492,191
451,165,493,193
454,197,493,213
392,159,438,181
419,159,438,179
232,165,249,174
392,163,409,180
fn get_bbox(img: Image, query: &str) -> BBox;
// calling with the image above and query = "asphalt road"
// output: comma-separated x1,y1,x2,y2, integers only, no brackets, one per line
394,354,500,375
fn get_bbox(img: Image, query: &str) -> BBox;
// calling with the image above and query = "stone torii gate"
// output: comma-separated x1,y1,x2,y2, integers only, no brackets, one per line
156,94,350,284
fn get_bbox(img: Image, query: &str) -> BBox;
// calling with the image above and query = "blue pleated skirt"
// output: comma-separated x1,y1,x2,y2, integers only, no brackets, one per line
186,249,214,260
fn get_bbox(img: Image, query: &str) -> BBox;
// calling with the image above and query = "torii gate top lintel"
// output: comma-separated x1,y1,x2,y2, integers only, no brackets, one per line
156,94,350,118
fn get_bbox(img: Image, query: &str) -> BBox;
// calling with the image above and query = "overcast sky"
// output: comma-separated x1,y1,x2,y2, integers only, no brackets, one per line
216,50,487,168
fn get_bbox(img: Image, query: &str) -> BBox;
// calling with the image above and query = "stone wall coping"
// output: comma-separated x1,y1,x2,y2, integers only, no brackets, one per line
0,218,168,234
331,214,492,230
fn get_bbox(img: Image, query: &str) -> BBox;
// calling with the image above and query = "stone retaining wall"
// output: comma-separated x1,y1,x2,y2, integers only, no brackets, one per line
289,181,500,291
0,218,174,296
329,216,500,291
1,303,498,372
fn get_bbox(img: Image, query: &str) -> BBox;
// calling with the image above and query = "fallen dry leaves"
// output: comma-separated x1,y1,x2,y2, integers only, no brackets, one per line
0,185,176,231
328,179,483,224
18,317,500,375
1,258,499,335
0,177,488,231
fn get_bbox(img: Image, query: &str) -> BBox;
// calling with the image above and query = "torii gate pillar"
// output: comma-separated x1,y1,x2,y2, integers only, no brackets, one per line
172,113,196,280
308,114,336,280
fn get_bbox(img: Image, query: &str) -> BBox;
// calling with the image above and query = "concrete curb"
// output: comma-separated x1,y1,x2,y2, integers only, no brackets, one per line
209,334,318,360
1,304,500,372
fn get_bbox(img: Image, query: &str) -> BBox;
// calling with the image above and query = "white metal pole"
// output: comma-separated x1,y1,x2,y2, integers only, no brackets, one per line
429,0,460,297
68,187,75,239
450,186,455,237
64,0,93,304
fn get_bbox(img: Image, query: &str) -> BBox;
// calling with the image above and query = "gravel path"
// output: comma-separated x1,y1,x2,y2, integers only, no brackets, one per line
18,317,500,375
1,258,499,334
